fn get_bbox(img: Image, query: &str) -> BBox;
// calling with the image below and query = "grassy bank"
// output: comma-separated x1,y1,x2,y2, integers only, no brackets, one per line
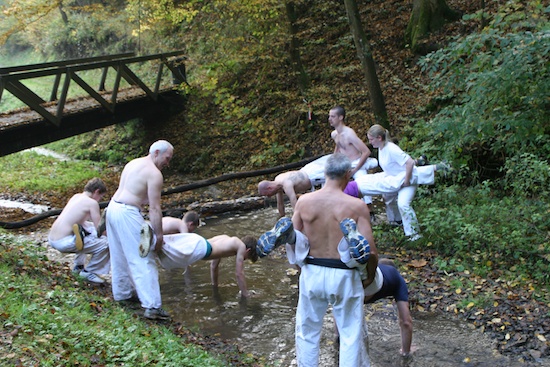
0,232,264,367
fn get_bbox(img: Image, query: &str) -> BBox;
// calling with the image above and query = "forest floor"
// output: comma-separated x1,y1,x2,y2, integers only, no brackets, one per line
1,0,549,364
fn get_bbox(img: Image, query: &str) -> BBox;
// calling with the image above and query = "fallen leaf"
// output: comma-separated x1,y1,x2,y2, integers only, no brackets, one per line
409,259,427,268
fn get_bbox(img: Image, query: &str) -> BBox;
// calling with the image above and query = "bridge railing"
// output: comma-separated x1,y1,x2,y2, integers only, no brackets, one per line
0,50,186,126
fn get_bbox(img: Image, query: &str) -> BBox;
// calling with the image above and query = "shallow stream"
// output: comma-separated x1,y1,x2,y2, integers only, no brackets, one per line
158,207,517,367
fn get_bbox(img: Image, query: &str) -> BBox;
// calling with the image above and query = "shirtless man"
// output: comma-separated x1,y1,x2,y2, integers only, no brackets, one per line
162,210,200,234
329,105,378,210
48,178,109,284
270,153,378,366
157,233,258,298
106,140,173,320
258,155,331,217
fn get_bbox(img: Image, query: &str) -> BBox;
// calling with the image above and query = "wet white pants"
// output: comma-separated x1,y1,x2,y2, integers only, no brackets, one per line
106,200,161,308
296,264,370,367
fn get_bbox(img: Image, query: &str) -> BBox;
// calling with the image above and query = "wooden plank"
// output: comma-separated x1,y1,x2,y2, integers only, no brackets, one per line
0,52,135,74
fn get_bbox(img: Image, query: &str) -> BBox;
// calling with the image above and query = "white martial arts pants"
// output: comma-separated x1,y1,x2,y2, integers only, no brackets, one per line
296,264,370,367
48,222,110,275
106,200,161,309
351,157,379,205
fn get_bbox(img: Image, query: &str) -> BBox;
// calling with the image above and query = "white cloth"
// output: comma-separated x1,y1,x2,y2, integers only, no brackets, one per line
157,233,208,269
364,266,384,296
354,165,435,197
351,157,379,205
106,200,161,308
300,155,331,188
378,142,420,236
286,230,367,272
47,222,110,275
295,263,370,367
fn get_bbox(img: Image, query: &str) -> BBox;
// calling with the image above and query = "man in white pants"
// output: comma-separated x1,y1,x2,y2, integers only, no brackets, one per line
106,140,173,320
262,153,378,367
48,178,109,284
329,105,378,210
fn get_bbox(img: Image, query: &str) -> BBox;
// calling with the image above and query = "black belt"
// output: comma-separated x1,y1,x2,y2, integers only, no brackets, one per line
305,257,351,269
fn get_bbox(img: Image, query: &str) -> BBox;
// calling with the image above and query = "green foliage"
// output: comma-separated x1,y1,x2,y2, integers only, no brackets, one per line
47,120,147,165
0,233,226,367
0,150,107,192
411,185,550,284
416,29,549,174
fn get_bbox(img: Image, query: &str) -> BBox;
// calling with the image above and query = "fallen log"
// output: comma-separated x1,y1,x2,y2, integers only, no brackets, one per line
0,155,322,229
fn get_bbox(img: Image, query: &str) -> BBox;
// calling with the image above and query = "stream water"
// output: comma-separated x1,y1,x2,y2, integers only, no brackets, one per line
158,207,518,367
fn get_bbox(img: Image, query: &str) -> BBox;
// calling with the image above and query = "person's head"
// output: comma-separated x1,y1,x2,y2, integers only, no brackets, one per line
241,235,259,263
328,105,346,128
84,177,107,201
325,153,352,181
367,124,391,149
258,180,279,197
183,211,200,232
149,140,174,170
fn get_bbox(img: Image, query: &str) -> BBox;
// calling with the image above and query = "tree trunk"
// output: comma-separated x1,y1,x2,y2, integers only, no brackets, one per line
342,0,390,129
405,0,462,53
285,1,310,95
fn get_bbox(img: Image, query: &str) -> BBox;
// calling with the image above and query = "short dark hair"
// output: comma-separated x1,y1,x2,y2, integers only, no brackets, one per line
183,211,200,226
331,105,346,120
84,178,107,194
241,235,258,263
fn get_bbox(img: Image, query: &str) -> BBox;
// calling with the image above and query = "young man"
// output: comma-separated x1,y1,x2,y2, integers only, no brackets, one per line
162,210,200,234
106,140,174,320
157,233,258,298
329,105,378,212
48,178,109,284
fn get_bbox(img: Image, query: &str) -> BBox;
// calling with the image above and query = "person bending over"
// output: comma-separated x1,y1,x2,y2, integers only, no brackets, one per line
48,178,109,284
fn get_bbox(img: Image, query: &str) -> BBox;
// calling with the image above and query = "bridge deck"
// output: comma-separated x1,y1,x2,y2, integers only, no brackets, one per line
0,51,186,156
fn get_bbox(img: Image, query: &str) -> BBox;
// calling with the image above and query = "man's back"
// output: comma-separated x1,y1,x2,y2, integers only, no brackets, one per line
294,186,372,259
49,193,97,240
207,235,242,259
113,156,161,208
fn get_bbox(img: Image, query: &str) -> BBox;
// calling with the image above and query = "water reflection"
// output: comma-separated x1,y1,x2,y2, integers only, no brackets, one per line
159,208,517,367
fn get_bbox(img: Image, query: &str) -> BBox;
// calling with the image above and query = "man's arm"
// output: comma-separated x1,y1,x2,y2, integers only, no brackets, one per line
282,180,299,209
397,300,414,356
88,200,102,234
148,173,164,250
234,249,249,298
403,157,415,187
210,259,221,287
349,132,372,177
276,190,285,217
357,205,378,287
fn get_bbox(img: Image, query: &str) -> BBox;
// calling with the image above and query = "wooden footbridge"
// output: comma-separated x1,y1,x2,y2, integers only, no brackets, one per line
0,51,187,157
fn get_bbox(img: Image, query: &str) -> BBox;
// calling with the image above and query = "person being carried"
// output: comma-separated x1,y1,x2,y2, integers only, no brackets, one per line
157,232,258,299
258,153,378,367
106,139,174,320
335,258,416,358
162,210,200,234
48,178,109,284
259,155,435,219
